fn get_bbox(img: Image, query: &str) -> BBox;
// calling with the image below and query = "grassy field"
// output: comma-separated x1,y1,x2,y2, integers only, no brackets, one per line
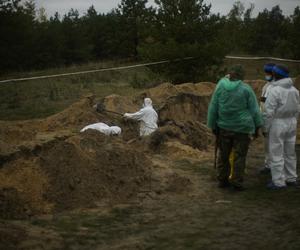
0,61,164,120
0,58,299,121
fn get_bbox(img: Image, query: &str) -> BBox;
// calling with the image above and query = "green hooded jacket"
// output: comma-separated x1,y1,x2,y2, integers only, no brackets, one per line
207,77,263,134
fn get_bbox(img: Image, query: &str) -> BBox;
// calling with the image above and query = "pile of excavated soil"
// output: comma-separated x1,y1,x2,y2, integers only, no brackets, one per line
139,82,215,105
158,93,211,124
0,131,154,218
41,131,154,211
245,80,266,99
41,95,105,131
101,94,140,114
148,122,212,152
0,82,217,218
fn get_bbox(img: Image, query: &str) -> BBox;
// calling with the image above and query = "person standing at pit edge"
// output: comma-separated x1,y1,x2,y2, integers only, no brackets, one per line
263,65,300,190
259,63,276,174
123,98,158,137
207,65,263,191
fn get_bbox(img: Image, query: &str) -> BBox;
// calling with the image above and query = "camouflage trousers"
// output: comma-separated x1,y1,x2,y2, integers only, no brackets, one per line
217,129,251,187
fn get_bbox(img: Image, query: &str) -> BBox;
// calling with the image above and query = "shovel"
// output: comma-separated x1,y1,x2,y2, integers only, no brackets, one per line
94,103,123,116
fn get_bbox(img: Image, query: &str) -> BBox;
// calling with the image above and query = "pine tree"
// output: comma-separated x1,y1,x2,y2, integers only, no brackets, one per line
139,0,226,83
116,0,152,58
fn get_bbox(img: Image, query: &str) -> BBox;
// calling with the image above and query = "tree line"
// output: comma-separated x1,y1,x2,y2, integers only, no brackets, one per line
0,0,299,82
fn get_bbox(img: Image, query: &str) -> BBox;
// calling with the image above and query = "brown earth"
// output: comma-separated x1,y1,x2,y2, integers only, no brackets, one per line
0,81,219,220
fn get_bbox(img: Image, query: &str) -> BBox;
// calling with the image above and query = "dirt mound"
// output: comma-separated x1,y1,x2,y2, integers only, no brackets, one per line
161,141,212,160
138,82,215,106
0,187,32,220
158,93,211,124
41,131,153,211
0,82,217,218
102,94,140,114
0,131,155,217
244,80,266,99
0,121,41,154
141,82,180,105
148,121,212,153
42,95,102,131
0,221,27,250
176,82,215,96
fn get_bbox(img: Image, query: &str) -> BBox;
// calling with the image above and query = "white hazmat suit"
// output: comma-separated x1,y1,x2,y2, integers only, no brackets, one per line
260,80,274,170
124,98,158,136
80,122,121,136
263,77,300,187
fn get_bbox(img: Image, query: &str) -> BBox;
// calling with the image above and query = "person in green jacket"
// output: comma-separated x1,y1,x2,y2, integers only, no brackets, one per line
207,65,263,191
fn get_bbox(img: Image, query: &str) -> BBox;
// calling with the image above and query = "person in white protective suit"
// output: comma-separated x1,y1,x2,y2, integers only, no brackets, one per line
124,98,158,136
80,122,121,136
263,65,300,189
260,63,276,174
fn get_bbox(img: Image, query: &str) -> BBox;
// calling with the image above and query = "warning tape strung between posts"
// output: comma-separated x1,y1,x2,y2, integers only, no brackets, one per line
0,55,299,84
0,57,194,84
225,55,300,63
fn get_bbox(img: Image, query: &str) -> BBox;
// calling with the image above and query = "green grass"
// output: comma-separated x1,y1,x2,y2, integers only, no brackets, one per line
0,63,164,120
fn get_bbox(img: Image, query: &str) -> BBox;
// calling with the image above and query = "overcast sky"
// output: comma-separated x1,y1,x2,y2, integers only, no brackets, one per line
35,0,300,18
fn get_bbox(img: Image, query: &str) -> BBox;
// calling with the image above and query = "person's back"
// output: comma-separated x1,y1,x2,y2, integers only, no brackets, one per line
267,78,299,120
208,77,262,135
207,65,262,191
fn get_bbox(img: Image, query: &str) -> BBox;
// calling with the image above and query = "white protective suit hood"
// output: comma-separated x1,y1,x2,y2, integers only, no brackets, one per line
144,98,153,107
271,77,293,89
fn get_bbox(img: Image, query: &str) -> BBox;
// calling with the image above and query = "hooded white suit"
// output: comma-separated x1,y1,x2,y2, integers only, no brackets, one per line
263,77,300,187
124,98,158,136
80,122,121,135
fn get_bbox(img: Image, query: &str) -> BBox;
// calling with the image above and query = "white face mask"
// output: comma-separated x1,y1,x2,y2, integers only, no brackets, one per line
265,75,273,81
